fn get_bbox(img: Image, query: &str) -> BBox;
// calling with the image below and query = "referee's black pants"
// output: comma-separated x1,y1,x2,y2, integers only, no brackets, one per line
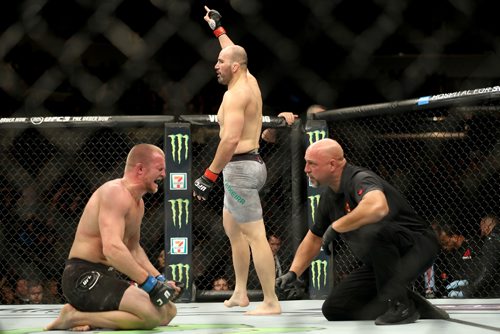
322,223,439,320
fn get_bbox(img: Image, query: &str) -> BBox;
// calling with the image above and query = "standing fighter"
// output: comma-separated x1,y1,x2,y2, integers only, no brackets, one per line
193,6,281,315
276,138,447,325
45,144,180,331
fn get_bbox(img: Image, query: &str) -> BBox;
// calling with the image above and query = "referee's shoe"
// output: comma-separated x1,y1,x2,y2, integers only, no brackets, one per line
407,288,450,320
375,297,420,325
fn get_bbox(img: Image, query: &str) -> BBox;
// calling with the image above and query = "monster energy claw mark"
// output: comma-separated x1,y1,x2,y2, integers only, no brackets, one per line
169,199,190,228
307,130,326,145
170,263,190,288
168,134,189,164
311,260,328,289
308,195,321,224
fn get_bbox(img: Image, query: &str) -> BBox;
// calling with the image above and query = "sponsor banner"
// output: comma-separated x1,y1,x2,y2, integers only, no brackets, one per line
168,133,190,164
170,237,188,255
164,124,192,301
169,263,191,289
417,86,500,105
170,172,187,190
310,259,328,289
168,198,190,228
308,195,321,224
304,121,330,299
0,116,113,124
306,129,327,146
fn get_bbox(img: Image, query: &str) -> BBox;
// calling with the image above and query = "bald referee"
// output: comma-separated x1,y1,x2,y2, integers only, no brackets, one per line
276,138,448,325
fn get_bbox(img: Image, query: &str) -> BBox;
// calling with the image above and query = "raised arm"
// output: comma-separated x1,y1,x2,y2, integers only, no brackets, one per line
204,6,234,49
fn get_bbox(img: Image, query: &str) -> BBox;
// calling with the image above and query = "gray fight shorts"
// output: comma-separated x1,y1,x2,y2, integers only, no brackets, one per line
223,152,266,223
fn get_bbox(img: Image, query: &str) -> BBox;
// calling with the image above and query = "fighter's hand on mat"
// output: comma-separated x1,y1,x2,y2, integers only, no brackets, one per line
193,168,218,201
321,226,338,256
204,6,222,30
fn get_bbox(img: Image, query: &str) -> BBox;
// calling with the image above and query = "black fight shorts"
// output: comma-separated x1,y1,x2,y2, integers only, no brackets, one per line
61,258,131,312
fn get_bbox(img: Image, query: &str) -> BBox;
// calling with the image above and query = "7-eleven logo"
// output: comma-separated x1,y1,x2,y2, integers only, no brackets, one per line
170,237,188,255
170,173,187,190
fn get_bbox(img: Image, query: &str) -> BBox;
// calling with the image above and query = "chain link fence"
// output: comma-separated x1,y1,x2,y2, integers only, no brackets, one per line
0,101,498,304
190,125,294,293
0,119,296,304
0,123,165,304
0,97,500,303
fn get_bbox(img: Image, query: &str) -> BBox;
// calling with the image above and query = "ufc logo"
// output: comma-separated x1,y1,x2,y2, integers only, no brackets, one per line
156,290,171,306
195,181,207,191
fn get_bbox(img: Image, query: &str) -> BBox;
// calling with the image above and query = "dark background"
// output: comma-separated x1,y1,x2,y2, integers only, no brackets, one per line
0,0,499,117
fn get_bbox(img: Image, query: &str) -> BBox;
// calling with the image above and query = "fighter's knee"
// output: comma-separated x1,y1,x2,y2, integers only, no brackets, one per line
166,303,178,319
137,307,163,329
147,321,161,330
322,303,351,321
160,303,177,326
322,297,350,321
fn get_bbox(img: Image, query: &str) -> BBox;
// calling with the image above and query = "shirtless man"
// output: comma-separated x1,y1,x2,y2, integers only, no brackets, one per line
192,6,281,315
45,144,179,331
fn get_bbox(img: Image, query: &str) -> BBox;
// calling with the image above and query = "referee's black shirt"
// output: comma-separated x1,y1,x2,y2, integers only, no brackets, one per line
310,163,429,240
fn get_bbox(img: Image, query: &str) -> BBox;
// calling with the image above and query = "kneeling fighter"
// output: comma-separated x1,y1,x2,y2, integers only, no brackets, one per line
45,144,181,331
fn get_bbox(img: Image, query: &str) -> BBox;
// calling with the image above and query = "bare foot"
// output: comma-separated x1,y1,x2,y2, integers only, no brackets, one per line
69,325,92,331
245,301,281,315
223,292,250,308
44,304,91,331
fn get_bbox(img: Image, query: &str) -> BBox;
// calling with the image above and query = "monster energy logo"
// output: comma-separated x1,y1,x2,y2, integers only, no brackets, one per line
169,198,190,228
310,259,328,289
170,263,190,288
308,195,321,224
168,133,189,164
307,130,326,145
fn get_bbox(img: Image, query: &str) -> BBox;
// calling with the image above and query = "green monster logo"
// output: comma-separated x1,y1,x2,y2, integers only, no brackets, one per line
168,133,189,164
169,263,190,288
307,130,326,145
310,259,328,289
169,198,190,228
308,195,321,224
